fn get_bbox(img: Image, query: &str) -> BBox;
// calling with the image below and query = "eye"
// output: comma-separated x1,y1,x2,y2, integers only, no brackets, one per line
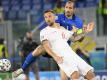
69,7,73,9
65,6,68,8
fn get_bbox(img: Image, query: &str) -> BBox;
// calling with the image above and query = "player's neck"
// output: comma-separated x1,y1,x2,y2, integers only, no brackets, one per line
53,23,60,28
65,14,73,19
49,23,60,29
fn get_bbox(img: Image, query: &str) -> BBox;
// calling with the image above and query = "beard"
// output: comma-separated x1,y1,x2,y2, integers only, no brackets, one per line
26,37,32,41
65,11,73,17
47,21,54,26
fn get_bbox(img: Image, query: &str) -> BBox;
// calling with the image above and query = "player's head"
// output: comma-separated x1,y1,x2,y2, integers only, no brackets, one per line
64,0,76,17
26,31,32,41
0,38,4,44
44,10,56,26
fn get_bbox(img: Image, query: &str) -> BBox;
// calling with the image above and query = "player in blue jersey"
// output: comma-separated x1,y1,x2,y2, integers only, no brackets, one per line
13,1,95,79
39,1,83,45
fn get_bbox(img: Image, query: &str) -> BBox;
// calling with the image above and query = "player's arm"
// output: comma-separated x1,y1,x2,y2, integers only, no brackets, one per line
70,22,95,42
41,40,63,64
70,32,85,42
83,22,95,33
75,22,95,34
41,40,56,58
68,26,84,42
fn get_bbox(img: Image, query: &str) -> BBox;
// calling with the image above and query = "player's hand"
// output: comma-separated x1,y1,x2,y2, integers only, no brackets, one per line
54,55,63,64
83,22,95,33
72,26,78,32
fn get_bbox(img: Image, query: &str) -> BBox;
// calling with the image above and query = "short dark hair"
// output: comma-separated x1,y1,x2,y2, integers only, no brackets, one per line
68,0,76,2
44,10,55,14
66,0,76,8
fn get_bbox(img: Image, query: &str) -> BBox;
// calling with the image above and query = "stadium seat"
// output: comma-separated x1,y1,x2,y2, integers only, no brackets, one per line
1,0,10,6
30,10,38,15
30,12,43,25
22,4,31,11
18,10,28,20
31,14,39,25
85,0,94,2
90,51,106,70
31,4,41,11
32,0,40,4
76,2,85,8
11,0,19,5
44,4,52,10
3,11,8,20
8,10,17,20
85,2,96,7
22,0,31,5
11,5,20,11
2,5,10,12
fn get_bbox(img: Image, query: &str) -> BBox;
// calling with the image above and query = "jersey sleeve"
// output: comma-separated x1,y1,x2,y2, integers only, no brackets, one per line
40,30,48,42
75,17,83,29
55,14,63,26
64,30,74,40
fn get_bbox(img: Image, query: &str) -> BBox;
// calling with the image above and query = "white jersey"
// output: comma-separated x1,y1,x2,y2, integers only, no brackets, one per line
40,26,73,56
40,26,94,77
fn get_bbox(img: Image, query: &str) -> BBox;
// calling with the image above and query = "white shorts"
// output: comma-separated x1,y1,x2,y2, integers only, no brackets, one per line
56,49,94,77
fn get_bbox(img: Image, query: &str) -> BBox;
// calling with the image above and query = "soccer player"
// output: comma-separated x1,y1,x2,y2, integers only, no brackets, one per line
13,1,94,79
40,10,95,80
19,32,39,80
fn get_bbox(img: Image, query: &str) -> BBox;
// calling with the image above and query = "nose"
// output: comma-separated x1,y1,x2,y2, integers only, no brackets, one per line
66,8,70,11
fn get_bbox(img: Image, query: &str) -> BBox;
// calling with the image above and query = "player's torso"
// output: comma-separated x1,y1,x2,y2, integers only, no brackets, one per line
45,27,67,41
59,19,72,30
56,14,77,30
44,27,70,50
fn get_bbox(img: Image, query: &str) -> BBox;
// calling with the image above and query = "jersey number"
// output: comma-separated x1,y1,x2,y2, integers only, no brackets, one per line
62,32,66,39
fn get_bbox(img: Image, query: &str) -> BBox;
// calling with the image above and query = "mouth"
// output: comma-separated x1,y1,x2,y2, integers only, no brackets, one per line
66,11,70,13
47,22,53,26
66,12,71,16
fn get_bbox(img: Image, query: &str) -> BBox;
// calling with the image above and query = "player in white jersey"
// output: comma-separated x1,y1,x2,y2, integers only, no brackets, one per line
13,10,95,79
40,10,95,80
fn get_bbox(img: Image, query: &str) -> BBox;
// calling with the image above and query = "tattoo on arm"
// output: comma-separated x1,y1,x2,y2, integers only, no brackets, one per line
70,32,85,42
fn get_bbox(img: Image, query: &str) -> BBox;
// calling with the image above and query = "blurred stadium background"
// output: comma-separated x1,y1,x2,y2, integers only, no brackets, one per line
0,0,107,80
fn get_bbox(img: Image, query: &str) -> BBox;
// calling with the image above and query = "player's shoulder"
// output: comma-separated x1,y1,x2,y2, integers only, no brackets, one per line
60,26,66,30
56,13,65,18
74,15,82,21
40,26,50,33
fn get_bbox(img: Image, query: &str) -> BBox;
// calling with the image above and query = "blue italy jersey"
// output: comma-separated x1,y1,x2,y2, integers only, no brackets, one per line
55,13,83,45
39,13,83,45
56,13,83,30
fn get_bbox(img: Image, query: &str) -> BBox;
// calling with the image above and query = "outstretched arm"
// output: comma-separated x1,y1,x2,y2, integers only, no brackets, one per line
83,22,95,33
70,32,85,42
70,22,95,42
